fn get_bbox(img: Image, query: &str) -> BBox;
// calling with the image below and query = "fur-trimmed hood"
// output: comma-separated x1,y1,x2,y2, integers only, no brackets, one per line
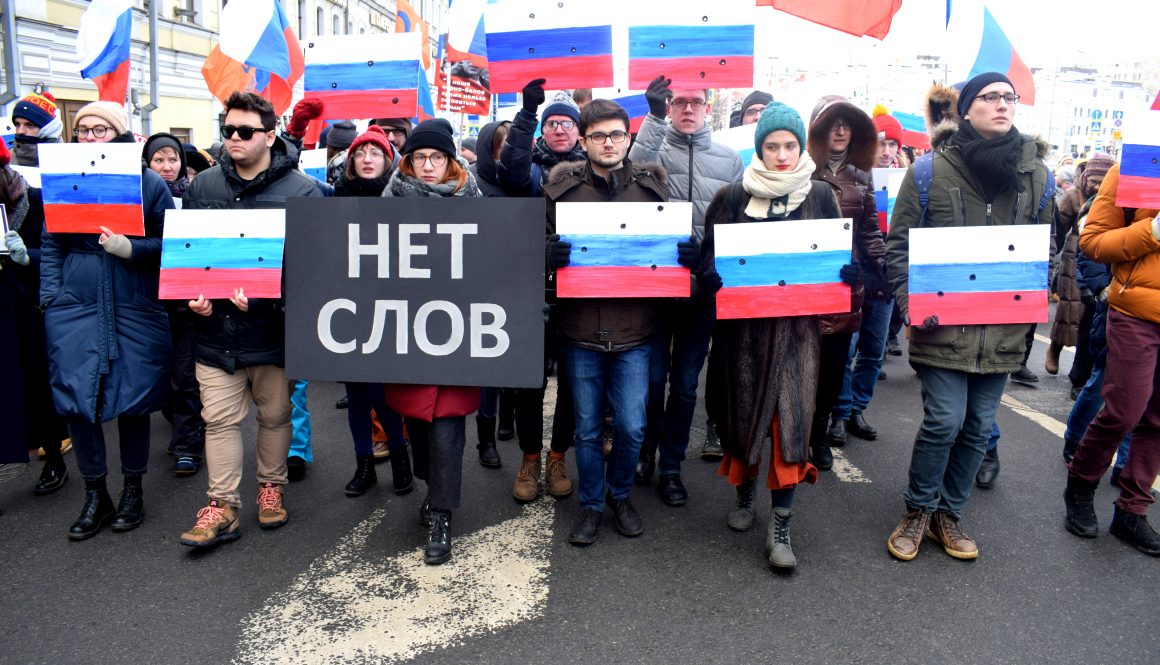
545,157,668,199
807,95,878,173
925,82,961,131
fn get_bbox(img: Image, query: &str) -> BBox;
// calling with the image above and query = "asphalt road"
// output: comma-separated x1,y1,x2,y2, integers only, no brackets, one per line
1,331,1157,664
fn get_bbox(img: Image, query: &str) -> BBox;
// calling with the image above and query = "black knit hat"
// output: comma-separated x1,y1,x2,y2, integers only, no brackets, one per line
957,72,1014,119
402,118,456,157
326,120,358,150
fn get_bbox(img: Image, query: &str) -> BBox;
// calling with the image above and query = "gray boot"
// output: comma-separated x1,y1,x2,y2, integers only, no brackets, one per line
765,507,796,570
727,478,756,532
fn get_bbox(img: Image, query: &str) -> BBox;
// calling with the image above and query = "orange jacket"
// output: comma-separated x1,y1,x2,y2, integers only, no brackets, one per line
1078,165,1160,324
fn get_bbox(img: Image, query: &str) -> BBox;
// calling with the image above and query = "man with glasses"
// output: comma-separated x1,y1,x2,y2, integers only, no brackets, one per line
730,90,773,128
178,92,322,549
373,118,413,153
628,76,744,506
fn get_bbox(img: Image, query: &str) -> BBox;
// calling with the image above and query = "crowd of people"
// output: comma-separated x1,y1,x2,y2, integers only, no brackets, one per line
2,67,1157,570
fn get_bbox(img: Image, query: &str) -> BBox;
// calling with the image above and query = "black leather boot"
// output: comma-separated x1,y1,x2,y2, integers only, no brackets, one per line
848,411,878,441
811,441,833,471
344,455,378,497
390,447,414,495
34,459,69,496
635,438,658,485
110,474,145,532
424,510,452,565
69,478,115,541
975,447,1000,489
1110,506,1160,556
1064,475,1099,538
826,418,848,447
476,415,502,468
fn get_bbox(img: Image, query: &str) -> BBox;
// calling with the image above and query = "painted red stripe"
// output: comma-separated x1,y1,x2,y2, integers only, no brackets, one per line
1116,175,1160,210
488,55,614,94
43,204,143,236
629,56,755,90
877,212,888,235
716,283,851,320
908,290,1048,325
158,268,283,300
557,266,689,298
305,90,419,121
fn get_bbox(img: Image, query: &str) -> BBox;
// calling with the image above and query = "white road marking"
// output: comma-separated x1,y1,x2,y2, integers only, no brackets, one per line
1034,333,1074,354
831,448,871,483
1001,393,1066,437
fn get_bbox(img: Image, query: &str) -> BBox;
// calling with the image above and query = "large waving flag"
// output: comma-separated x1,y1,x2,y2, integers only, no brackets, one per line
626,4,755,89
484,0,614,93
395,0,432,70
757,0,902,40
201,0,304,116
160,209,285,300
894,111,933,150
304,33,422,121
77,0,133,102
445,0,488,68
945,1,1036,105
417,73,436,122
38,143,143,236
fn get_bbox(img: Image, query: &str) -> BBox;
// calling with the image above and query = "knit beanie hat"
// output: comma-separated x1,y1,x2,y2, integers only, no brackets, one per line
183,144,212,174
740,91,773,119
541,91,580,128
348,125,395,159
144,134,182,164
1079,153,1115,191
461,137,477,153
12,92,57,130
956,72,1014,119
872,105,903,144
402,118,456,157
754,102,807,157
74,101,128,136
326,121,358,150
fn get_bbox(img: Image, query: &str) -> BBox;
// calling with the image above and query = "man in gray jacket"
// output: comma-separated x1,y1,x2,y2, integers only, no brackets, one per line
628,76,743,506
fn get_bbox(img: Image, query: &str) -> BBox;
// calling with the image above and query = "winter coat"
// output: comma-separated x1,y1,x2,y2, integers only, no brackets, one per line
183,136,322,372
627,113,744,240
545,158,670,351
885,122,1056,374
1049,229,1084,348
1076,242,1113,366
702,181,839,465
40,157,175,421
1078,164,1160,326
469,121,508,198
497,108,586,197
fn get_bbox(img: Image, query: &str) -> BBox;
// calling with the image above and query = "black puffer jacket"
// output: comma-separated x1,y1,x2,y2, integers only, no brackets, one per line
183,136,322,372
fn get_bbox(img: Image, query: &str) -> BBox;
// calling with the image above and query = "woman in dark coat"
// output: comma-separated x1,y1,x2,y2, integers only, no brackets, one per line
702,103,852,571
41,102,174,540
381,119,482,565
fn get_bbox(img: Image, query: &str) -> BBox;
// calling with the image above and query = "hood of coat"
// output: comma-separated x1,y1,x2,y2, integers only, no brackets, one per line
545,158,668,199
473,120,509,188
925,82,961,131
807,96,878,174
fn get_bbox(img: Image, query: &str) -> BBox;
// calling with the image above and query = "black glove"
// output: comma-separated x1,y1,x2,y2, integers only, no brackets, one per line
906,313,939,331
547,234,571,269
644,75,672,119
677,235,701,271
839,263,860,286
698,269,723,295
522,78,546,114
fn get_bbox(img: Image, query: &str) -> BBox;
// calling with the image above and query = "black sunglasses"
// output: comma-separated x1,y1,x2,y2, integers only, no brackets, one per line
221,125,266,140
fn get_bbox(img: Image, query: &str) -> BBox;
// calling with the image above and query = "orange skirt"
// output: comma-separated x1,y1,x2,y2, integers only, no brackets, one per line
718,414,817,490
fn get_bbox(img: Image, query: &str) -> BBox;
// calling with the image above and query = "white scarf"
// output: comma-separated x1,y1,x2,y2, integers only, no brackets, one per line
742,152,817,220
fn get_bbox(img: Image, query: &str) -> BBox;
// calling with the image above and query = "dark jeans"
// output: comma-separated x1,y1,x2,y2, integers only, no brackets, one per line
646,299,716,475
344,382,406,457
406,416,466,512
67,414,151,482
834,298,892,419
888,301,904,342
904,366,1007,517
811,332,854,447
169,316,205,458
1070,310,1160,514
1069,300,1095,389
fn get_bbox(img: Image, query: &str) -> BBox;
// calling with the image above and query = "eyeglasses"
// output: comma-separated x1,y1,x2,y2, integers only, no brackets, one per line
671,98,706,110
353,147,386,160
383,128,408,137
73,125,113,139
585,131,629,144
743,106,766,118
830,120,851,132
409,152,447,167
974,92,1020,105
221,125,266,140
543,120,576,132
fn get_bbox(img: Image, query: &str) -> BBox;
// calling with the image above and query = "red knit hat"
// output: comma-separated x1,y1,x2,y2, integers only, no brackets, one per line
872,108,903,145
347,125,395,160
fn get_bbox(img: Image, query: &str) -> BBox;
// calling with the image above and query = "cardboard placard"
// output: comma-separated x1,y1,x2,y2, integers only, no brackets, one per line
38,143,144,235
159,209,285,300
484,0,615,93
625,4,756,89
1117,110,1160,209
303,33,423,121
872,167,906,233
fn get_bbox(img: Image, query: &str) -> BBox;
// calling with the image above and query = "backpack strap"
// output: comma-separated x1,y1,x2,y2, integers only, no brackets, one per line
1038,166,1055,212
913,153,934,227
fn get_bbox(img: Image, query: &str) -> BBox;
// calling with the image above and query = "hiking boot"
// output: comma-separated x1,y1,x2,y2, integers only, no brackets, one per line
1109,506,1160,556
1064,475,1099,538
173,456,200,477
424,510,452,565
1045,342,1062,375
635,438,658,484
608,495,643,537
569,509,601,546
1011,365,1039,385
256,483,288,529
848,412,878,441
765,507,796,570
345,455,378,497
512,453,542,503
110,475,144,532
926,512,978,559
390,447,414,495
33,461,69,496
68,479,115,541
418,496,433,527
180,500,240,548
701,424,724,461
545,453,573,498
975,447,1000,489
886,337,902,356
887,509,931,561
727,478,756,532
811,441,833,471
476,415,502,468
827,418,848,447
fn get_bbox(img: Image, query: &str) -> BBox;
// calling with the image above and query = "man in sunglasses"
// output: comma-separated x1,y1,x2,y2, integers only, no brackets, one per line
629,76,744,506
178,92,322,549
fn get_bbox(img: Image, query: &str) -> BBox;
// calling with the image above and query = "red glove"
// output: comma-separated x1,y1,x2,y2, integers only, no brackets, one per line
286,98,324,138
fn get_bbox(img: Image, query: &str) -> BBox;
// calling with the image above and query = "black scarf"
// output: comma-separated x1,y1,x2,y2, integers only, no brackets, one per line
165,176,189,199
334,173,390,197
531,136,585,173
951,122,1025,202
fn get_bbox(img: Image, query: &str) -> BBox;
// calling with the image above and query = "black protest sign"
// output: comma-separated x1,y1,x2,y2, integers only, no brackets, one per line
285,196,546,388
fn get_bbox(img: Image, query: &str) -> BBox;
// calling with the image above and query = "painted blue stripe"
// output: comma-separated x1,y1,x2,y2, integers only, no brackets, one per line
559,234,685,268
910,262,1047,294
41,173,141,205
613,94,650,119
876,190,888,208
246,4,293,78
81,9,132,79
716,250,849,288
162,237,285,270
628,25,754,59
968,8,1013,80
896,111,926,133
486,26,613,63
1121,144,1160,179
304,167,327,182
304,61,421,92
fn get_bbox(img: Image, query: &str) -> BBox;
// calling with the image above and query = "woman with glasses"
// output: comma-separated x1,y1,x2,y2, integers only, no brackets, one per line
381,118,483,565
40,101,175,540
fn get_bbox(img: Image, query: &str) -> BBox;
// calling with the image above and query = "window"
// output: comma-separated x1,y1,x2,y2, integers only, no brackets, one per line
298,0,306,36
333,14,340,35
169,127,192,145
316,7,324,35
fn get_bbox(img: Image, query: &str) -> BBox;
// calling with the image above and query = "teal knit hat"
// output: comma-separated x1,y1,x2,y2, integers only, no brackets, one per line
754,102,806,157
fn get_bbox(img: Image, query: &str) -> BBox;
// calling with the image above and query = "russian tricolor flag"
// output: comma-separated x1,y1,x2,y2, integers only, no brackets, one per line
304,33,422,121
76,0,133,103
159,209,285,300
38,143,142,236
872,168,906,234
714,124,758,167
444,0,488,68
484,0,614,93
1117,110,1160,209
908,224,1049,325
612,93,650,133
714,218,852,319
627,7,755,90
299,148,329,184
945,1,1035,106
417,72,436,122
555,201,693,298
202,0,304,116
894,111,932,150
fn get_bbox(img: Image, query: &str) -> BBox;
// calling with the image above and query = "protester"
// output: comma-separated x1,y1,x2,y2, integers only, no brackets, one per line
736,90,772,127
373,117,412,152
459,137,477,165
183,143,213,180
178,92,321,548
572,88,593,110
41,101,175,540
323,120,357,185
143,133,189,199
872,105,905,168
10,91,63,167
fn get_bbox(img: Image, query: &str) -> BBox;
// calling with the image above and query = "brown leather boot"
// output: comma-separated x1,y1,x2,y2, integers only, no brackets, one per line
545,451,573,498
887,509,931,561
926,511,979,559
1045,341,1062,375
512,454,541,503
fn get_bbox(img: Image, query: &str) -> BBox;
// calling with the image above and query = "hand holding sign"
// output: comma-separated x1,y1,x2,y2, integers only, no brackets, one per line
230,287,249,312
189,295,213,316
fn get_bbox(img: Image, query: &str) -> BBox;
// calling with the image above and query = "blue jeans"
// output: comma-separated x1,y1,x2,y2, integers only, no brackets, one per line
1065,363,1132,466
343,382,406,458
565,343,651,512
289,379,312,462
646,299,716,475
833,297,892,419
987,422,1000,451
904,366,1008,518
